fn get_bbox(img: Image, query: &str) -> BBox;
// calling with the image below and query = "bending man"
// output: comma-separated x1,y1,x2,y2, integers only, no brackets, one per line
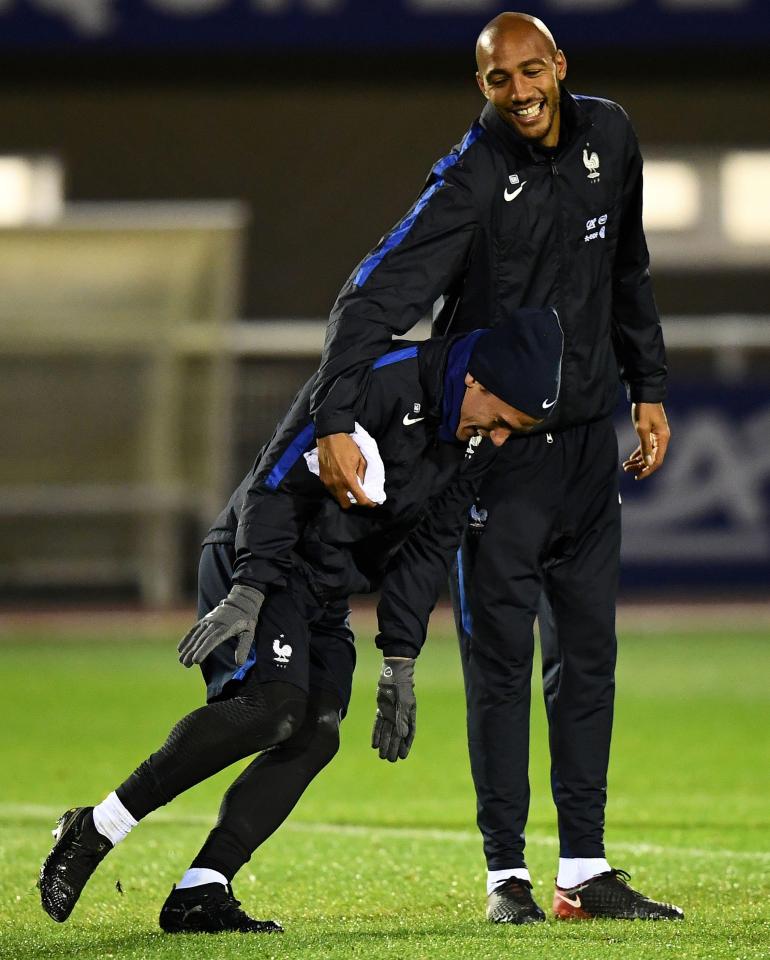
39,307,562,934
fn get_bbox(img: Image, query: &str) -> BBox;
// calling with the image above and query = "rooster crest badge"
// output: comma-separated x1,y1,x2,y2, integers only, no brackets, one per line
583,148,600,181
273,634,293,665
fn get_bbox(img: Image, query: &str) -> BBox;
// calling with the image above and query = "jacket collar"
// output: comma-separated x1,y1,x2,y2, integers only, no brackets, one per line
438,330,486,442
417,333,484,445
480,85,590,164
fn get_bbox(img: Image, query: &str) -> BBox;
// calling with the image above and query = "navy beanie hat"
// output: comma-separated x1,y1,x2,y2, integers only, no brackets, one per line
467,307,564,419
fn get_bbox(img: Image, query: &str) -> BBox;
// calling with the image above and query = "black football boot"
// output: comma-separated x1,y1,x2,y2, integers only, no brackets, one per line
159,882,283,934
486,876,547,924
39,807,113,922
553,869,684,920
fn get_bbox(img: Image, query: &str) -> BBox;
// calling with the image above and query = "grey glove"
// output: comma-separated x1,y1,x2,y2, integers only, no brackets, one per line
177,584,265,668
371,657,416,762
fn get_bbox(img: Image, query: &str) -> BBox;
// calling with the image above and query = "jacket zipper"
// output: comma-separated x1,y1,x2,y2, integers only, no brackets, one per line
550,156,564,352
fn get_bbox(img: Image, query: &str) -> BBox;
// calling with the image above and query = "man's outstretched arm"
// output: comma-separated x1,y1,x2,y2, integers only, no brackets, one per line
311,146,482,504
370,447,495,761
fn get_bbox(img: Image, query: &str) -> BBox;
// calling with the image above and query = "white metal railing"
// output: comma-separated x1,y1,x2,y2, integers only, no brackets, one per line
188,315,770,358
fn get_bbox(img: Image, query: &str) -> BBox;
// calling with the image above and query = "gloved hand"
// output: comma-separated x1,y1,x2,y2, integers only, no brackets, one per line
371,657,416,762
177,584,265,668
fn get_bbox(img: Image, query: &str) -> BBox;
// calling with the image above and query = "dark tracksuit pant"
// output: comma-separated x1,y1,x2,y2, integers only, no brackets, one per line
450,417,620,870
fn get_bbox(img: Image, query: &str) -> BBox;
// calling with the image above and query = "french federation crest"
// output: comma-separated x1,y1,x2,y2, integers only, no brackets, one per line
469,503,488,531
273,634,292,665
583,148,600,181
465,434,482,458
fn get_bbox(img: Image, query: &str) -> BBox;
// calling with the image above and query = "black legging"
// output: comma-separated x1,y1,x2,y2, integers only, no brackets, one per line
115,674,342,880
116,675,307,820
190,685,342,879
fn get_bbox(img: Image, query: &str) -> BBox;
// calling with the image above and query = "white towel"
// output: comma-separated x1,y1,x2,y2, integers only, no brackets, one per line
304,422,387,505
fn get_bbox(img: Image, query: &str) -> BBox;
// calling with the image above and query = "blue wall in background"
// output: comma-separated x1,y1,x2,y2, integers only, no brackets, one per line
1,0,768,52
616,382,770,593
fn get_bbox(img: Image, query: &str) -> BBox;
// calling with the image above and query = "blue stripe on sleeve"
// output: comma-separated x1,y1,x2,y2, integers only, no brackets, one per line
456,545,473,637
264,422,316,491
372,345,419,370
353,122,483,288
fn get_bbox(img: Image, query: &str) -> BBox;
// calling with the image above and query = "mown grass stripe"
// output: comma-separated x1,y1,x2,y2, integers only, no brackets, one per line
4,802,767,863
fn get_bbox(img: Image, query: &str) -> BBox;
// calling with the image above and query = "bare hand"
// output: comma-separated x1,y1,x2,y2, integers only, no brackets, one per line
623,402,671,480
317,433,377,510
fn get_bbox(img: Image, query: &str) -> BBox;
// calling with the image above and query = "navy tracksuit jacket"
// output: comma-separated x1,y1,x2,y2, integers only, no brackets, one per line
204,334,499,669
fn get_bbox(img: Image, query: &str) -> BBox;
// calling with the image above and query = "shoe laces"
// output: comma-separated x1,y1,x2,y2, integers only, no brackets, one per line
195,885,246,920
60,830,109,880
493,877,534,902
602,868,651,903
220,893,246,918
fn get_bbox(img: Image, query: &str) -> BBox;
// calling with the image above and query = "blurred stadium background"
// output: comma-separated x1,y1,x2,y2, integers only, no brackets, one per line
1,4,769,958
1,0,769,606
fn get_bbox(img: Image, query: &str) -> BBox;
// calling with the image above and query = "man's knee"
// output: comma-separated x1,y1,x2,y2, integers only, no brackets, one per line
308,705,341,767
219,677,308,747
277,691,342,769
258,680,308,745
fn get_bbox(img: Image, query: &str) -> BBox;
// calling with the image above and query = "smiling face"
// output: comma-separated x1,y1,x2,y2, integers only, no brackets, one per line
456,374,541,446
475,13,567,149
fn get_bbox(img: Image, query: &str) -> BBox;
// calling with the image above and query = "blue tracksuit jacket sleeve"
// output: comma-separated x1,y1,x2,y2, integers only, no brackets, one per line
231,379,326,590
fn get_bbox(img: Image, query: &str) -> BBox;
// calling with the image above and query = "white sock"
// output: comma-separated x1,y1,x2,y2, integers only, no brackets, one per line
177,867,229,890
487,867,531,895
556,857,611,889
91,791,138,846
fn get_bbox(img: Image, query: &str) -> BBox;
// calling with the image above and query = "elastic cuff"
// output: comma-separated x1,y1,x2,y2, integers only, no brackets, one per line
379,642,419,659
487,856,528,871
313,414,357,439
627,385,667,404
231,575,268,593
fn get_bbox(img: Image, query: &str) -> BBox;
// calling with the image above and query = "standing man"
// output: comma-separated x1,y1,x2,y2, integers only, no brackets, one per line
310,12,682,923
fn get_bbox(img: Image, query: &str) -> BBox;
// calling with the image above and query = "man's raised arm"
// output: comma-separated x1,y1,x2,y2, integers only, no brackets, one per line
311,135,482,504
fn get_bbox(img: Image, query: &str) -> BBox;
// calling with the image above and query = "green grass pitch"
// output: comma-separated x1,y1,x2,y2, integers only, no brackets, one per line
1,613,768,959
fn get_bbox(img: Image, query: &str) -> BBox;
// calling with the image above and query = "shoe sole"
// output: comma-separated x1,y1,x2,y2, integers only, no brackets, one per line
553,901,595,920
553,900,684,921
159,901,283,934
161,925,283,934
160,917,283,934
488,914,546,924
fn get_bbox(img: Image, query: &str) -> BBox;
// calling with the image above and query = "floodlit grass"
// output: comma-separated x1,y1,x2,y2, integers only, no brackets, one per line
1,617,768,959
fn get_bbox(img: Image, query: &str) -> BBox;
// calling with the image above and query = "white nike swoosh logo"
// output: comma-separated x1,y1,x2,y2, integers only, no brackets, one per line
403,413,425,426
555,892,582,908
542,398,557,409
504,181,527,202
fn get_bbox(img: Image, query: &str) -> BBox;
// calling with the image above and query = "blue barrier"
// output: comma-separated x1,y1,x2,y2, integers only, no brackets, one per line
1,1,768,51
616,382,770,591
